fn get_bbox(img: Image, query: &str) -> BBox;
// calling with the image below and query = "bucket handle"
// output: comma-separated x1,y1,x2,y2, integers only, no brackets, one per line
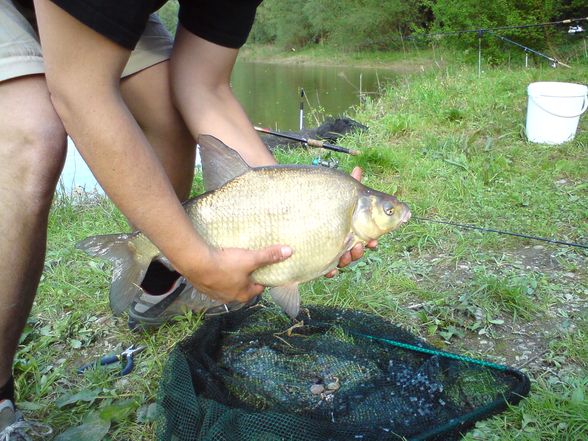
530,94,588,118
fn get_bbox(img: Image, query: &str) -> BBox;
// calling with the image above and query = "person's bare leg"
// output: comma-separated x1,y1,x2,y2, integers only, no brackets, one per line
121,61,195,202
0,76,67,388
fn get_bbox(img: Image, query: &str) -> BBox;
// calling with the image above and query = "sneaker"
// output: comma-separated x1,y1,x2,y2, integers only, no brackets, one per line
127,276,260,330
0,400,52,441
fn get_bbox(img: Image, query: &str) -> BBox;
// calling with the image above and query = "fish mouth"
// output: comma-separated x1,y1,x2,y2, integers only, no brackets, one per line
400,205,412,224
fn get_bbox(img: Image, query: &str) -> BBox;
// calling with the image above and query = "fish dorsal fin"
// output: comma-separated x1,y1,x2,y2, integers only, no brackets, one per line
198,135,252,192
269,283,301,319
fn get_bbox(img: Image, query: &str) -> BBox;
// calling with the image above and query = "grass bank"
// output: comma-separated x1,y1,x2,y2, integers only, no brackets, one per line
239,41,587,73
21,59,588,440
239,43,441,72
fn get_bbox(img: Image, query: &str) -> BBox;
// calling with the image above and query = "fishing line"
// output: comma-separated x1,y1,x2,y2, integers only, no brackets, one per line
407,17,588,39
413,216,588,250
405,17,587,69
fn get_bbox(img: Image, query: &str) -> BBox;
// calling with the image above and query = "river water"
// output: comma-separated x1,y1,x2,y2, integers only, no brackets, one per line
58,61,395,194
232,60,395,130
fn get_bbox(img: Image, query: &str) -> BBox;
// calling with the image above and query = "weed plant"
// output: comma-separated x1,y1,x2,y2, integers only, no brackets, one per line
22,56,588,440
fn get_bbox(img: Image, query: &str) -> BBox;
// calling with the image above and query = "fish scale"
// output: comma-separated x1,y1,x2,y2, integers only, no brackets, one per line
189,168,358,286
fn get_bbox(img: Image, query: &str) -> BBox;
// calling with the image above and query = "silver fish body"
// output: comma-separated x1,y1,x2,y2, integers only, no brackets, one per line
189,166,360,286
77,136,411,318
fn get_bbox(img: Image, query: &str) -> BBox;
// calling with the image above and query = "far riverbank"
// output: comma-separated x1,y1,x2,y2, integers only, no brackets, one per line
238,44,440,73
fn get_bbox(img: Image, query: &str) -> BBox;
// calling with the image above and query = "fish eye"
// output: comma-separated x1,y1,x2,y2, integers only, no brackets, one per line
383,201,394,216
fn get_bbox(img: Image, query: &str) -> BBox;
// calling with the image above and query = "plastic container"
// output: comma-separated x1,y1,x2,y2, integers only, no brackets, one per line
525,81,588,145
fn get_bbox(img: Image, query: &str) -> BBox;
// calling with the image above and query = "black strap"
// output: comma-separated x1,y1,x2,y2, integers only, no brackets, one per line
0,375,15,402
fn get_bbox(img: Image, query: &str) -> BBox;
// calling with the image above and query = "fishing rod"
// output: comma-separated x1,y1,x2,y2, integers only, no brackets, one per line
299,88,305,131
486,31,571,68
414,216,588,250
408,17,588,40
254,126,361,156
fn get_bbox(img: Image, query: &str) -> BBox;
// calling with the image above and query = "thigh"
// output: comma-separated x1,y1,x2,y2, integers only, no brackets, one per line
120,59,195,201
121,13,179,135
121,13,192,152
121,14,194,203
121,61,179,132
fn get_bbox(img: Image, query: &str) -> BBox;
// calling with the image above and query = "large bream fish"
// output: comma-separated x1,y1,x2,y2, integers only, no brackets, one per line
77,135,411,318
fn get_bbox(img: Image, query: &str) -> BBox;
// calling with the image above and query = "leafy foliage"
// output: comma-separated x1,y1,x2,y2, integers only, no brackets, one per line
251,0,423,50
250,0,588,57
426,0,563,62
251,0,313,48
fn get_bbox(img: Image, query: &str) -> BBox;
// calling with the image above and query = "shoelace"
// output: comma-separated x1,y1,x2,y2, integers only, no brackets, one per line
0,419,52,441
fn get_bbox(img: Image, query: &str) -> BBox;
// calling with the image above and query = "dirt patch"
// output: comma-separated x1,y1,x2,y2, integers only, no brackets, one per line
407,244,587,375
505,245,562,272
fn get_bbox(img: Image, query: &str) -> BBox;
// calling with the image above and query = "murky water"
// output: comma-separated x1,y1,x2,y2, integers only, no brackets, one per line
59,62,396,194
232,60,396,131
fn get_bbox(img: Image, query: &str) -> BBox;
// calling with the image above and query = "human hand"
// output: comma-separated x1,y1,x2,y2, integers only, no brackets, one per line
187,245,293,303
325,166,378,278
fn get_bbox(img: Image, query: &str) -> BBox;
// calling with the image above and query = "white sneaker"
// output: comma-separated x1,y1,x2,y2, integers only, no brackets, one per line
127,276,260,330
0,400,52,441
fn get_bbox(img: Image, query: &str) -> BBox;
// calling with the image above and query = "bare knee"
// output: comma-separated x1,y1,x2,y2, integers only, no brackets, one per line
0,118,67,210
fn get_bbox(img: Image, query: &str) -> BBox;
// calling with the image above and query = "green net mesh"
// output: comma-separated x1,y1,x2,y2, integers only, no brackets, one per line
156,303,530,440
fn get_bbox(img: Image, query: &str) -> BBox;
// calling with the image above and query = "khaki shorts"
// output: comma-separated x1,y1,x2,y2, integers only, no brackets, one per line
0,0,172,83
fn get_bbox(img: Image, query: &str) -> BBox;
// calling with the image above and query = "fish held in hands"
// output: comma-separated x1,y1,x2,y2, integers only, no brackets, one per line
77,135,411,318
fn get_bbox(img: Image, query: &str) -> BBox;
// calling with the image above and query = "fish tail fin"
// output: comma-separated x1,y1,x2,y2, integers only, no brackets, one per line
269,283,301,319
76,233,152,315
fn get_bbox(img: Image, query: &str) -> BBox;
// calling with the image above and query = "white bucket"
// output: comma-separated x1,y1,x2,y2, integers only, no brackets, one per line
525,81,588,145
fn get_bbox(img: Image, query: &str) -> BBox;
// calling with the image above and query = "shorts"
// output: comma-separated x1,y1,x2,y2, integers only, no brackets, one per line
49,0,262,50
0,0,173,83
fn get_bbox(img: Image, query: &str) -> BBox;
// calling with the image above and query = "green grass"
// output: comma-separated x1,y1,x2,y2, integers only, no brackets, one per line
467,377,588,441
239,43,435,69
19,55,588,440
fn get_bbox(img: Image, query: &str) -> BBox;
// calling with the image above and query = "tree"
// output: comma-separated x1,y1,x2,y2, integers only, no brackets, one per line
250,0,314,48
251,0,425,50
305,0,422,50
426,0,564,62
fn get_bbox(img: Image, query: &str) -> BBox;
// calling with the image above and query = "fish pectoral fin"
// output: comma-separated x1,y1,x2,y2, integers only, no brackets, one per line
197,135,251,192
269,283,301,319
